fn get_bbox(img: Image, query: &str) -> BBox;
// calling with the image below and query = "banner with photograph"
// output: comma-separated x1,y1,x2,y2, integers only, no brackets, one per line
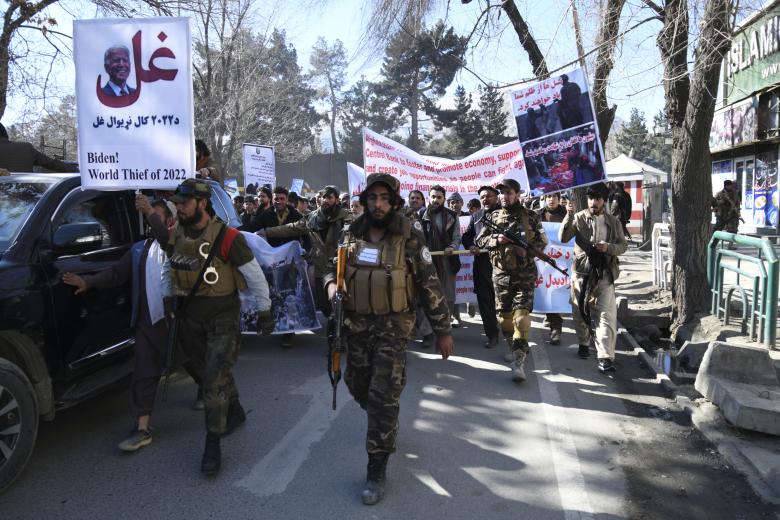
347,162,366,196
243,144,275,195
74,17,194,190
239,233,321,335
363,128,529,201
455,215,477,304
510,67,606,196
532,222,574,313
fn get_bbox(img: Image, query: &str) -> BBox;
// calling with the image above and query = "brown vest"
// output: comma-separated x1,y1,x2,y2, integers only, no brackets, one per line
170,218,247,297
343,219,415,315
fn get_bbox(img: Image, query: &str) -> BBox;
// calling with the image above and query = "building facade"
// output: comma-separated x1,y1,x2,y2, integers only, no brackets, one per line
710,0,780,234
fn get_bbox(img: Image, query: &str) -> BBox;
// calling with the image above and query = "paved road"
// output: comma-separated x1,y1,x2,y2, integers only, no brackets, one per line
4,314,777,519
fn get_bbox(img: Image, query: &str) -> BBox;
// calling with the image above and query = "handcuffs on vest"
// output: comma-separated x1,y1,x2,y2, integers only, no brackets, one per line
199,242,220,285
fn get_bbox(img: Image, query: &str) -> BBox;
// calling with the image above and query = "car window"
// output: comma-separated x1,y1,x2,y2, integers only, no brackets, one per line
56,195,130,251
0,180,53,251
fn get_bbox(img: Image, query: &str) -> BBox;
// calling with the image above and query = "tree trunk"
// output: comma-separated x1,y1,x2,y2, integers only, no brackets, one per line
657,0,731,331
501,0,549,78
0,31,11,120
409,70,420,151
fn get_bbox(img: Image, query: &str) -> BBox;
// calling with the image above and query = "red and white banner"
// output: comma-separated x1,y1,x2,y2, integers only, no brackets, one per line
74,17,194,190
362,128,529,201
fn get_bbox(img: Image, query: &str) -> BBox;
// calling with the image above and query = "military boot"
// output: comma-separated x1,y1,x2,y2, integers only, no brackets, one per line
510,341,528,383
224,399,246,436
503,334,514,362
201,433,221,477
362,452,389,505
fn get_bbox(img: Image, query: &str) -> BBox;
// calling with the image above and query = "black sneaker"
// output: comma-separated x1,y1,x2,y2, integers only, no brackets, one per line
578,344,590,359
598,358,616,373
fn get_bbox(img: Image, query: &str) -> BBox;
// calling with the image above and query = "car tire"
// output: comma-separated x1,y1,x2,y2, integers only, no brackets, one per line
0,358,39,494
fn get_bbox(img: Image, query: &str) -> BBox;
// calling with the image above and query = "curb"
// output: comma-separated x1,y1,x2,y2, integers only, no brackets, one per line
618,325,780,506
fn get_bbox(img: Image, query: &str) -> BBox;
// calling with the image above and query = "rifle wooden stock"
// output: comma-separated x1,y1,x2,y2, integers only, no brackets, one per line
429,249,487,256
328,245,348,410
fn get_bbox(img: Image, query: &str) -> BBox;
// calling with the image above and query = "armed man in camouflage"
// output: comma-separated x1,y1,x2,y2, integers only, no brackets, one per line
476,178,547,382
260,185,352,316
711,179,741,233
163,179,275,477
325,173,454,506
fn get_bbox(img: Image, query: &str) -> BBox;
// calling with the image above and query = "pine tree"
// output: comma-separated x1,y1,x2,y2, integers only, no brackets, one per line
339,77,403,165
614,108,652,162
379,21,467,151
476,84,509,147
309,37,348,154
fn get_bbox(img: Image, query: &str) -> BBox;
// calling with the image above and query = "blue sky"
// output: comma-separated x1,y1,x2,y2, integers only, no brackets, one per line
4,0,667,128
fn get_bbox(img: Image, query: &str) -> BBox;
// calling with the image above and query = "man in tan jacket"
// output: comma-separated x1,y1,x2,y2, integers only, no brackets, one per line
559,183,627,373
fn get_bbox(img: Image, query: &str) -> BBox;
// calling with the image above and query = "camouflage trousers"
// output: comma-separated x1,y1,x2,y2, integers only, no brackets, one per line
179,314,241,435
494,271,537,349
345,331,407,455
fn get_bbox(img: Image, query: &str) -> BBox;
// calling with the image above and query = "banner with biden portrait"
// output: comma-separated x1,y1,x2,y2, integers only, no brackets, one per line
74,17,195,190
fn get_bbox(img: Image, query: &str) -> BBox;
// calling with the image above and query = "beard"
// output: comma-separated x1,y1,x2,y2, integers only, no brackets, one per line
367,208,393,228
178,206,203,227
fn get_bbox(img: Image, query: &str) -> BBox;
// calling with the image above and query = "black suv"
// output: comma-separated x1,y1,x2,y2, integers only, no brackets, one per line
0,173,239,492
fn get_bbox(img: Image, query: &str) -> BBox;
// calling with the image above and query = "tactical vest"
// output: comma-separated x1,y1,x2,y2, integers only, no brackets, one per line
343,222,415,315
489,206,535,271
170,218,247,297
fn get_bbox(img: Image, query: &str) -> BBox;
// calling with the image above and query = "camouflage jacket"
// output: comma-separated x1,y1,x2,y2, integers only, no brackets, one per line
475,202,547,277
711,189,739,221
265,206,352,277
323,211,452,339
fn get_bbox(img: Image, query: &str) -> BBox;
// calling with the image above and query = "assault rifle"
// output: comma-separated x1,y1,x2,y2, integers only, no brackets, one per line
479,214,569,277
327,245,348,410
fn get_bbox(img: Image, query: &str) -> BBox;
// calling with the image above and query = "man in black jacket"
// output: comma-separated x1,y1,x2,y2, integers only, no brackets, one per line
244,186,303,243
462,185,500,348
0,123,79,172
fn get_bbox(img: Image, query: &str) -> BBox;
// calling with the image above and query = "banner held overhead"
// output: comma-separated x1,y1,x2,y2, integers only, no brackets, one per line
74,17,194,190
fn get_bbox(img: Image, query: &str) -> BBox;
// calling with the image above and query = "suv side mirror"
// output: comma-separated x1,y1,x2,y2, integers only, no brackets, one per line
53,222,103,255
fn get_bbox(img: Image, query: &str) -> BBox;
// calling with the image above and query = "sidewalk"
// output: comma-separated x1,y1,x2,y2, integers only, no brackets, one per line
613,247,780,505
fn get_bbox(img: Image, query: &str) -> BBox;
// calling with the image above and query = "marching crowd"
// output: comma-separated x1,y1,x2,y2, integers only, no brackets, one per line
0,129,631,505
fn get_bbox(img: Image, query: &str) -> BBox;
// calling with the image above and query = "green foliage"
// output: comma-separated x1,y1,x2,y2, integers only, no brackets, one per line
476,84,510,147
309,37,348,154
379,21,467,151
613,107,672,173
339,77,403,165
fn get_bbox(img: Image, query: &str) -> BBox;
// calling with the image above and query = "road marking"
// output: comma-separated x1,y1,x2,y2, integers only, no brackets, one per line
411,469,452,497
531,346,596,520
235,373,348,497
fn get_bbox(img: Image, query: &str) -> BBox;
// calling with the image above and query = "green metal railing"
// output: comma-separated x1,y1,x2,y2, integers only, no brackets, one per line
707,231,778,348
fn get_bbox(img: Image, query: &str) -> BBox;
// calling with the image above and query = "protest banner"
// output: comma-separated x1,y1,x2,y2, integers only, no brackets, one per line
509,67,606,196
532,222,574,313
347,162,366,196
362,128,529,202
455,215,477,304
239,233,321,335
290,178,304,194
74,17,194,190
243,144,275,194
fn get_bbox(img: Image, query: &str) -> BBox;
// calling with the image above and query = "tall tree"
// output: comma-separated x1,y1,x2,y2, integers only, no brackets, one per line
309,37,347,154
647,109,672,174
650,0,732,332
379,21,467,151
614,108,652,161
339,77,403,165
476,84,510,147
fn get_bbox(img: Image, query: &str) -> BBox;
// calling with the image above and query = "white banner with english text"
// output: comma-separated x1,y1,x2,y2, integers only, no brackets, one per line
362,128,529,202
74,17,194,190
532,222,574,313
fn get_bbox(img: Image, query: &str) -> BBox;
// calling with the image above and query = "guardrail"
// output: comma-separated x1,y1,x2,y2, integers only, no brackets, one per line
652,223,672,290
707,231,778,348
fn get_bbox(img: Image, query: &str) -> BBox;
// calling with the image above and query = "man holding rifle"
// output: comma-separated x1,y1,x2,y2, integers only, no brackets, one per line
559,183,627,373
325,173,454,506
476,178,548,382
